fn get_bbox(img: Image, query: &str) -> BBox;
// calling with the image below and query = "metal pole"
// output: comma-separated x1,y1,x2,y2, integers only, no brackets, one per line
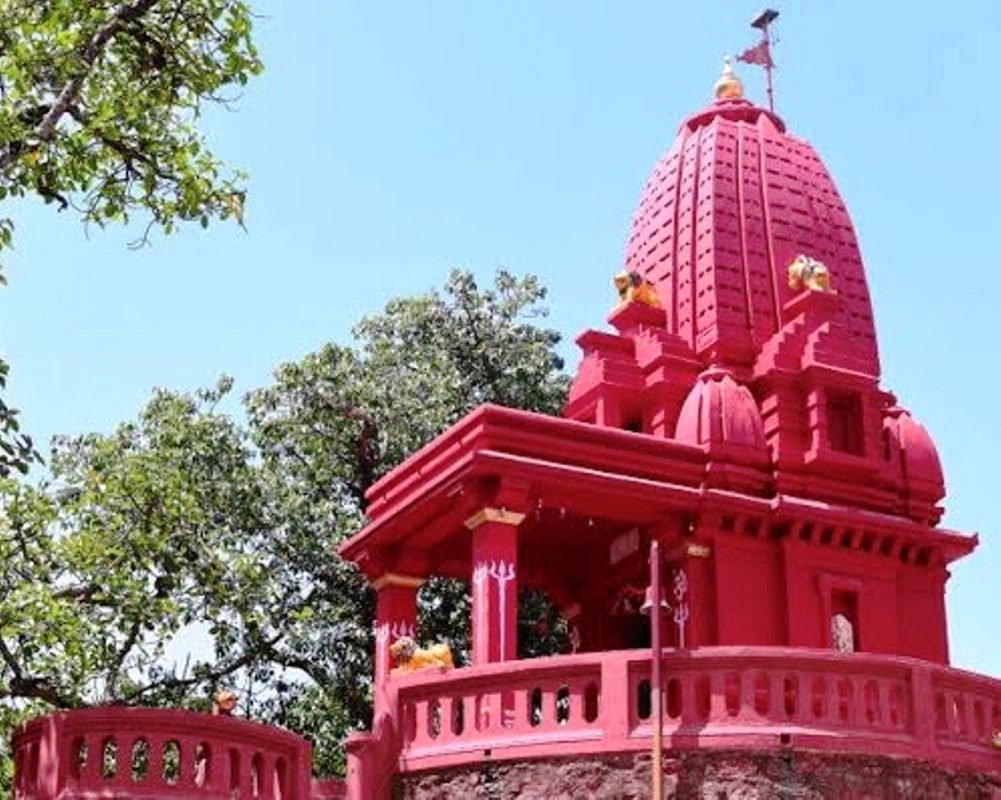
763,22,775,114
649,540,663,800
751,8,779,114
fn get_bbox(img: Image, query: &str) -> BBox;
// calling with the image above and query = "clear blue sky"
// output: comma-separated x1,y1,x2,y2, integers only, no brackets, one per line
1,3,998,676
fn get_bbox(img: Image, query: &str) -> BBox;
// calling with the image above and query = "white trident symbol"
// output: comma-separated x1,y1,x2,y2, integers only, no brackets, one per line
390,621,415,641
472,563,489,651
671,568,690,649
488,560,516,659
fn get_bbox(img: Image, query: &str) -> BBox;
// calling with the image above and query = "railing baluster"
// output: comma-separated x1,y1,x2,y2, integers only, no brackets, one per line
438,696,454,743
946,690,960,739
537,687,552,731
414,700,430,745
601,653,629,740
569,679,584,724
513,686,530,734
208,738,227,791
740,671,755,721
259,753,276,800
768,673,784,722
239,750,255,798
84,735,102,783
709,671,726,721
823,674,836,724
795,671,810,724
851,676,865,728
910,665,932,745
958,692,971,741
147,735,164,789
681,671,699,725
485,690,501,732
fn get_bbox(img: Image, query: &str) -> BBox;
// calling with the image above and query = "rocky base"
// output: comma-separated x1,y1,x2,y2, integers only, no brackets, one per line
394,750,1001,799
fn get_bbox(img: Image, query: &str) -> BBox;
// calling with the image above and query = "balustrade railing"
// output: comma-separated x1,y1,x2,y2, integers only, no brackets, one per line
14,652,999,799
932,668,1001,752
389,648,1001,776
399,656,603,758
12,707,313,800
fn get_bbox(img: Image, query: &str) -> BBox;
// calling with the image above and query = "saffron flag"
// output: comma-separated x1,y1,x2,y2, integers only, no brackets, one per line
737,40,773,68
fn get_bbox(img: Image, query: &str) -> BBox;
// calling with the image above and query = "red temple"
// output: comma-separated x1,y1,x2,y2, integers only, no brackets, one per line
336,60,1000,797
11,58,1001,800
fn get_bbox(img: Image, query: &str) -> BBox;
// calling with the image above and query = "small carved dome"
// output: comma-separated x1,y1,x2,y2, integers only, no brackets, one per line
675,367,767,459
883,406,945,516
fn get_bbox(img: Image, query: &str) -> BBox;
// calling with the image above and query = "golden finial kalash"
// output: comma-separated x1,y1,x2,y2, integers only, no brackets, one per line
713,56,744,101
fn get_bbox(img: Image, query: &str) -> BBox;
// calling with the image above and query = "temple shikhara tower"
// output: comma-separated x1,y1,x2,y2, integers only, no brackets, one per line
11,46,1001,800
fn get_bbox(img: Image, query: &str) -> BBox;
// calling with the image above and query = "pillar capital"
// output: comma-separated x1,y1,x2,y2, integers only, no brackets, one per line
659,541,712,562
369,572,425,591
464,506,526,530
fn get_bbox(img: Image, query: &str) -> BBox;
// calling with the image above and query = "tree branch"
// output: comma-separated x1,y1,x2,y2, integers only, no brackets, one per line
121,630,286,704
51,582,98,602
105,618,142,698
0,637,79,707
0,0,161,170
2,676,79,708
0,635,24,681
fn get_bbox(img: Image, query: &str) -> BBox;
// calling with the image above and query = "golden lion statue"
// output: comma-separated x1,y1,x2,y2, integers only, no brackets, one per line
787,254,833,293
613,270,661,308
389,636,454,674
212,690,238,716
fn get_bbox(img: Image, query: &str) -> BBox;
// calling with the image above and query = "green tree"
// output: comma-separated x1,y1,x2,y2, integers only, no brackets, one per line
0,269,569,786
0,0,263,478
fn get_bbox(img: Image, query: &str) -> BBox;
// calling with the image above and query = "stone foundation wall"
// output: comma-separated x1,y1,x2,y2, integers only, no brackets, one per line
394,750,1001,799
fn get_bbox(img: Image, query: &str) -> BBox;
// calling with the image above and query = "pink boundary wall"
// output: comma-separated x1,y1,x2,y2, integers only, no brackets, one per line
11,707,314,799
345,647,1001,798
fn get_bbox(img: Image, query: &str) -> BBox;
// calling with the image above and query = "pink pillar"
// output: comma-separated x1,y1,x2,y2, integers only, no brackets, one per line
371,574,422,710
467,508,524,664
681,542,714,648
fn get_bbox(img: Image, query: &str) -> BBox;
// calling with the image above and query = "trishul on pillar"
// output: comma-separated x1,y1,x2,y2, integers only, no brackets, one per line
465,505,526,665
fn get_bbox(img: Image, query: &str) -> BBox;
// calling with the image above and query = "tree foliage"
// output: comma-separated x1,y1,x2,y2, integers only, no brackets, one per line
0,269,570,786
0,0,263,479
0,357,36,478
0,0,260,235
0,3,572,785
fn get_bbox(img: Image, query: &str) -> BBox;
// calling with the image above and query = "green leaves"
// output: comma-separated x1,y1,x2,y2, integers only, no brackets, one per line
0,0,262,246
0,0,264,533
0,269,570,785
0,354,39,477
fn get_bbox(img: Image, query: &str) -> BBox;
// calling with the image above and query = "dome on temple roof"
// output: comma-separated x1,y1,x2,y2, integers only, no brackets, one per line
623,69,880,377
883,404,945,522
675,366,767,462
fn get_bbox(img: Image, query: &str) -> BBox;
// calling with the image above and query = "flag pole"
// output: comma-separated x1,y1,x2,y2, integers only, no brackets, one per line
751,9,780,113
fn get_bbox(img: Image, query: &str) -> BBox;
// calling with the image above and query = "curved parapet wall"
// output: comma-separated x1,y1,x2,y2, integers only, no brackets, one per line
11,707,313,800
375,648,1001,783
